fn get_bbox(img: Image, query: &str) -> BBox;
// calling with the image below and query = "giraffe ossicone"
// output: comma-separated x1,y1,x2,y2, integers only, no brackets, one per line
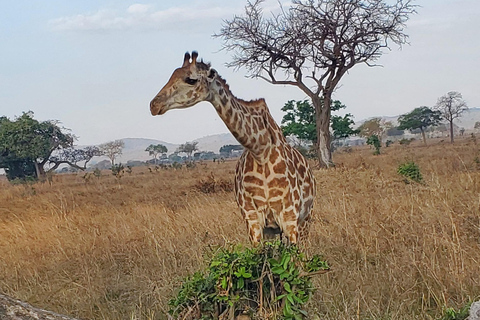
150,51,316,244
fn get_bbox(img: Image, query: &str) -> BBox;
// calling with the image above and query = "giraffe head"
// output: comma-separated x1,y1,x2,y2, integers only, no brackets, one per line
150,51,217,116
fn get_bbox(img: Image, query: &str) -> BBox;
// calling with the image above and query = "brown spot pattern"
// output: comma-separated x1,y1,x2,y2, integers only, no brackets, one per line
151,53,316,245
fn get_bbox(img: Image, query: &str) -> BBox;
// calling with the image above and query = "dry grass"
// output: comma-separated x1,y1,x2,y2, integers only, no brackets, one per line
1,138,479,320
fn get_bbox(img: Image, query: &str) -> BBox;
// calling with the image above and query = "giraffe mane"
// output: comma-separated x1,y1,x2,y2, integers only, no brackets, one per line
197,59,211,71
213,69,266,107
194,54,266,107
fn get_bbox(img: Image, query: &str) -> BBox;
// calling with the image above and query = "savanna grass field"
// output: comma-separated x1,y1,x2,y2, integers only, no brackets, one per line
1,138,479,319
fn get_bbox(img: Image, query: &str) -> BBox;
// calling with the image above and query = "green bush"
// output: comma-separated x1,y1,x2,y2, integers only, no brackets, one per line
366,135,381,155
110,163,125,179
169,241,329,319
438,303,471,320
397,161,423,183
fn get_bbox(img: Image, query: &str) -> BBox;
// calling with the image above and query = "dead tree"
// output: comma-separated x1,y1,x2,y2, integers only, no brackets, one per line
0,293,80,320
216,0,416,167
434,91,468,143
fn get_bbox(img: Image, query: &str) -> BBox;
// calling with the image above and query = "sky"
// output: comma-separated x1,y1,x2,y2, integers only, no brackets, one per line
1,0,479,146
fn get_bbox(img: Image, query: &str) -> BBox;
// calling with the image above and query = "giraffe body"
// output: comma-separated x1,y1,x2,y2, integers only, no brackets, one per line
150,52,316,244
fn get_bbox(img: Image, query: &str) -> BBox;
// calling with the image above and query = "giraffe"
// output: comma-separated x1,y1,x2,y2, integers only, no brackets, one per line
150,51,316,244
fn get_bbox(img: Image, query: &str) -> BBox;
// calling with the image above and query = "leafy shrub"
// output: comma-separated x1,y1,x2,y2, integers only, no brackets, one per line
438,303,471,320
169,241,329,320
366,135,381,155
397,161,423,183
110,163,125,179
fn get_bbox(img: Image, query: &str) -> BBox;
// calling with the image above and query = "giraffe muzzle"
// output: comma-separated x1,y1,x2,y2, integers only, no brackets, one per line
150,99,166,116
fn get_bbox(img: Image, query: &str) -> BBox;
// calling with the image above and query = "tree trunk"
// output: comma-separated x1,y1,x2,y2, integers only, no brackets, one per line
313,95,334,168
421,128,427,145
449,120,454,143
0,293,80,320
34,162,46,181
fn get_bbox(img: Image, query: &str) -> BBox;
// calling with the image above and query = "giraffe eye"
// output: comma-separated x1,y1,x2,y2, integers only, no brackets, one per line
185,77,198,85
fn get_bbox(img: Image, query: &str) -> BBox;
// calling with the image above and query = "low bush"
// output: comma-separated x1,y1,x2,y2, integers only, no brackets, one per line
169,241,329,319
397,161,423,183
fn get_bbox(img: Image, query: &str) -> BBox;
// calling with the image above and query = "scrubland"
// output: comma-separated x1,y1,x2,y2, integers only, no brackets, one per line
0,137,479,320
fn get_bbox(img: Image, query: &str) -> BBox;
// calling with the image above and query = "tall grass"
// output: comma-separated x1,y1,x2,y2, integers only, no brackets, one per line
0,138,479,319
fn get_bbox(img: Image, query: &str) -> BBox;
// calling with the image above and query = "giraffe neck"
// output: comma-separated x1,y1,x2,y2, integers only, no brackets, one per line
207,77,285,160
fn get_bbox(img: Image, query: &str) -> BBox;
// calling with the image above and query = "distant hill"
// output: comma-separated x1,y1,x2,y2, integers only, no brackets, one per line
356,107,480,128
105,133,239,163
118,138,179,162
453,107,480,129
194,133,238,154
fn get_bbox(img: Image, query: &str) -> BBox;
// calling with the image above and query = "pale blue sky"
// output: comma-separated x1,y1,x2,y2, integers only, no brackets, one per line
1,0,479,145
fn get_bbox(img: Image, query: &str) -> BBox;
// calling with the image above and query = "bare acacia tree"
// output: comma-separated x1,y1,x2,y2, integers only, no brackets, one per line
434,91,468,143
99,140,125,166
216,0,416,167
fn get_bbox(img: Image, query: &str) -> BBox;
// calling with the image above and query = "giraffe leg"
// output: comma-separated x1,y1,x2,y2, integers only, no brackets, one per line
284,224,299,245
298,215,312,244
238,205,263,245
246,218,263,245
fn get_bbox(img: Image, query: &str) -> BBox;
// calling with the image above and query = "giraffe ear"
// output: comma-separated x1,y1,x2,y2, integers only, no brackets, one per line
208,68,217,79
183,52,191,67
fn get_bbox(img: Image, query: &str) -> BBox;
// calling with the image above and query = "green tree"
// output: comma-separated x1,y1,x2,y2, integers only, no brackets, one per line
177,141,199,160
331,114,360,141
217,0,415,167
281,100,317,146
0,112,97,181
397,106,442,145
145,144,168,164
434,91,468,143
281,100,358,147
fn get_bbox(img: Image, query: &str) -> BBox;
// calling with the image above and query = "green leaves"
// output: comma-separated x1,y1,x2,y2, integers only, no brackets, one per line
145,143,168,163
331,113,360,140
305,254,330,272
397,106,442,144
281,99,356,145
281,100,317,144
168,241,329,319
0,111,75,180
233,266,252,289
366,134,381,155
397,161,423,184
398,106,442,133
